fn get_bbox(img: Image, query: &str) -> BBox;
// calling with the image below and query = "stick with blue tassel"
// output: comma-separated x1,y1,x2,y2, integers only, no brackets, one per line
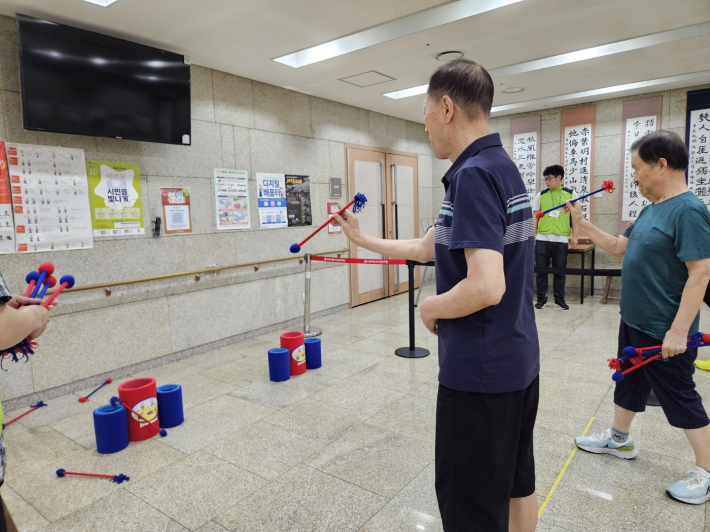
56,469,129,484
2,401,47,429
110,396,167,437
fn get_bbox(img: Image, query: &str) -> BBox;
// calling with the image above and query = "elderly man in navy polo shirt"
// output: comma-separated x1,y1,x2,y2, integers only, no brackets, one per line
333,59,540,532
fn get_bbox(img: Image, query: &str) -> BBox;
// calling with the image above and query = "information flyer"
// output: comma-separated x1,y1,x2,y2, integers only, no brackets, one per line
0,142,15,254
327,201,342,234
214,168,250,230
257,172,287,228
6,143,93,253
285,174,312,227
87,160,144,236
160,187,192,234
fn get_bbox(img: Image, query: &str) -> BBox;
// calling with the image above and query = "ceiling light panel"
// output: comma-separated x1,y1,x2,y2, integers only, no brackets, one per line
490,71,710,114
383,22,710,100
83,0,120,6
274,0,525,68
340,71,395,88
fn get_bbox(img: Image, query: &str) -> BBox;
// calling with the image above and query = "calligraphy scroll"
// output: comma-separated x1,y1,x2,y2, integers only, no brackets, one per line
616,97,662,233
686,89,710,211
509,115,541,199
561,107,596,227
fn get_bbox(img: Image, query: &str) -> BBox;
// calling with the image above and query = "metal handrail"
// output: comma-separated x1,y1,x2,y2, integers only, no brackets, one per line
55,248,349,294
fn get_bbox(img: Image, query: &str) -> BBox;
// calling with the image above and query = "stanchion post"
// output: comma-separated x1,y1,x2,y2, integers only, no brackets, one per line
303,254,322,338
395,260,430,359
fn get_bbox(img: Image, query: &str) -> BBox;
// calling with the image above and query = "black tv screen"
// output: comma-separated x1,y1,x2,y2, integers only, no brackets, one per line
17,14,191,145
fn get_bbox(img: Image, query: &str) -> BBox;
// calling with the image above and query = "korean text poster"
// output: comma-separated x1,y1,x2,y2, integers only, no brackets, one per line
87,160,144,236
214,168,250,230
257,173,287,228
161,187,192,234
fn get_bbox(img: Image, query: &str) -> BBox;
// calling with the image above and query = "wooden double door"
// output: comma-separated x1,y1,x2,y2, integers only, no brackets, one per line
346,146,420,307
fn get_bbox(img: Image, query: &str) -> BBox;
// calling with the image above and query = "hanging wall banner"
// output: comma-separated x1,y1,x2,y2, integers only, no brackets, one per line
161,187,192,234
509,115,541,199
87,160,144,236
257,172,287,228
0,142,15,254
560,106,596,227
7,143,93,252
686,89,710,211
285,174,312,227
616,97,662,233
214,168,250,230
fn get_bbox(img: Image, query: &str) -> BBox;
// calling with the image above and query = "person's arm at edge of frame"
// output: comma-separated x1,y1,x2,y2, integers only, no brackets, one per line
0,295,51,350
564,200,627,257
331,209,435,263
661,257,710,359
419,247,505,335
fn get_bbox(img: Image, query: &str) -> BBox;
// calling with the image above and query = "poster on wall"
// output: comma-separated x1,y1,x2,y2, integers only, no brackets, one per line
257,173,287,228
6,142,93,253
688,109,710,209
327,201,342,234
87,160,144,236
160,188,192,234
512,132,538,199
0,142,15,254
621,116,656,221
214,168,250,230
563,124,593,220
285,174,312,227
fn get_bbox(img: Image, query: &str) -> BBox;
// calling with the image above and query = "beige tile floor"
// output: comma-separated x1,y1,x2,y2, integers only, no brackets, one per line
3,285,710,531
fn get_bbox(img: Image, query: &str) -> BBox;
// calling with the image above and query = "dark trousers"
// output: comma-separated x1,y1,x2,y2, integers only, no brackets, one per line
535,240,568,301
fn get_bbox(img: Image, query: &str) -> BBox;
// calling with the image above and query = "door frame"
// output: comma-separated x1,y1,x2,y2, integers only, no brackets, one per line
344,143,420,307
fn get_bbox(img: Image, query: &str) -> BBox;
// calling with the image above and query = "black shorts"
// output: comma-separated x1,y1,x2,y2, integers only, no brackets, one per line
614,319,710,430
435,376,539,532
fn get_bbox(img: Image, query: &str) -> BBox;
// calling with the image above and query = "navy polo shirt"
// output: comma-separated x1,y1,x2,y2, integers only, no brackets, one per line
434,133,539,393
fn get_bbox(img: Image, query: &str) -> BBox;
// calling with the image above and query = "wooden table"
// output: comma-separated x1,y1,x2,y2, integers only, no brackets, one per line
568,242,596,304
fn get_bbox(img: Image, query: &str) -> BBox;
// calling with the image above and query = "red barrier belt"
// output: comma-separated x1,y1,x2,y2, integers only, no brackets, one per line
311,256,406,265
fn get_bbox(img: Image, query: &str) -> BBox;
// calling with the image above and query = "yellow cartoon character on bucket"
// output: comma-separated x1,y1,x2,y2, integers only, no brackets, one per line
131,397,158,426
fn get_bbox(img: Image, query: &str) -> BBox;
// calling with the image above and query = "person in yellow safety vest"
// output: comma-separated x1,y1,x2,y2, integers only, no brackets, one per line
531,165,579,310
0,272,53,532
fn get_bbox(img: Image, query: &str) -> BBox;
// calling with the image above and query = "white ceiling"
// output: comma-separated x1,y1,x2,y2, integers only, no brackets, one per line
0,0,708,123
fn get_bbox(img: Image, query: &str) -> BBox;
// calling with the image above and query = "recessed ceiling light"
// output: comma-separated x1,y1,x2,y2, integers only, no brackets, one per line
83,0,120,6
435,51,465,62
382,21,710,100
274,0,525,68
501,86,525,93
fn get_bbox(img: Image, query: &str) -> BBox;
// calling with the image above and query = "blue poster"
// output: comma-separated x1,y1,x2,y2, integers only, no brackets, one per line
257,173,287,228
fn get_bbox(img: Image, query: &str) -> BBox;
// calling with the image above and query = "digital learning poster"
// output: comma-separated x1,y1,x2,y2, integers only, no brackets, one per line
87,160,144,236
214,168,250,230
285,175,312,227
0,142,15,254
327,201,342,235
257,172,287,228
6,143,93,253
160,187,192,234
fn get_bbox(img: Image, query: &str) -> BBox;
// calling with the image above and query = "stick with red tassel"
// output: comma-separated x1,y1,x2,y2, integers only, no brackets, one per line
290,193,367,253
110,396,167,437
535,181,615,219
78,379,113,403
56,469,129,484
2,401,47,429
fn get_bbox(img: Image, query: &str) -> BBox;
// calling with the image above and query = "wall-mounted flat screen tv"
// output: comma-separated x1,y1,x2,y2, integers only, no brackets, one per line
17,14,191,145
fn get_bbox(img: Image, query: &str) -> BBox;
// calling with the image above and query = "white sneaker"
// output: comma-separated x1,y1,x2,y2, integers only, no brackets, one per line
574,428,638,459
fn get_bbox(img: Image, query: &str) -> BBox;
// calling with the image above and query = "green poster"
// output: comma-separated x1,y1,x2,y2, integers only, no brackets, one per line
87,160,144,236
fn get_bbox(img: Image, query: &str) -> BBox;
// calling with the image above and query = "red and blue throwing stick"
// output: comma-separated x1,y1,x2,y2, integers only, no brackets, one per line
290,193,367,253
24,271,40,298
535,181,615,219
78,378,113,403
41,275,75,308
2,401,47,429
30,263,54,298
110,396,167,437
609,332,710,381
37,276,57,301
56,469,129,484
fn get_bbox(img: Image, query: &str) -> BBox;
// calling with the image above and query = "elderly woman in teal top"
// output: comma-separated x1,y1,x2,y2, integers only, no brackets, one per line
0,272,53,531
567,130,710,505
